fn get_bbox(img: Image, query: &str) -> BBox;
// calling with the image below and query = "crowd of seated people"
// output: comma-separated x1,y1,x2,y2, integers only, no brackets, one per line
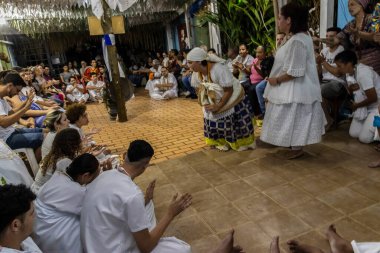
1,1,380,252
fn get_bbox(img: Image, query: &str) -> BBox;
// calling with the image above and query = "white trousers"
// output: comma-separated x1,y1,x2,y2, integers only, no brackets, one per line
146,201,191,253
351,240,380,253
349,111,377,144
66,93,89,103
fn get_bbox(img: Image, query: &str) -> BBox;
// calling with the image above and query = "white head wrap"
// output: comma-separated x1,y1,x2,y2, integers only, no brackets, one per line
187,47,225,63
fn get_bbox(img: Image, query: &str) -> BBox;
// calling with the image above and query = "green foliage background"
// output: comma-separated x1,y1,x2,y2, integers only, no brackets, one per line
198,0,318,53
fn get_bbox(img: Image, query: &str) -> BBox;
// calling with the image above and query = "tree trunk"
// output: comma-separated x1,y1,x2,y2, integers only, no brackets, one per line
101,0,128,122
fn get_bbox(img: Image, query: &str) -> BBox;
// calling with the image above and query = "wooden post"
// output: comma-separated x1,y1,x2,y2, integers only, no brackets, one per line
101,0,128,122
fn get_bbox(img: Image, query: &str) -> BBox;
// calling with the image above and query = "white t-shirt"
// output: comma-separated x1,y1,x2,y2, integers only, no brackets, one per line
31,158,72,195
66,84,85,98
321,45,345,83
0,237,42,253
233,54,254,82
354,63,380,112
158,73,178,90
81,169,150,253
87,80,105,89
0,98,15,141
34,172,86,253
69,124,85,139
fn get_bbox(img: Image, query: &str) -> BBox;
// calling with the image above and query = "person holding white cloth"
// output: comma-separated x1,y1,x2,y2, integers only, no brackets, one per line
334,50,380,144
80,140,192,253
261,2,325,159
33,153,101,253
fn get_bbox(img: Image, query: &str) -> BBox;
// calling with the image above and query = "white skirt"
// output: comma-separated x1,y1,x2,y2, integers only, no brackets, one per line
260,101,325,147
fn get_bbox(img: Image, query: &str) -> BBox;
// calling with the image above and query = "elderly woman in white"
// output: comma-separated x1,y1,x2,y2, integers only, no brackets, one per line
187,47,255,151
261,3,325,159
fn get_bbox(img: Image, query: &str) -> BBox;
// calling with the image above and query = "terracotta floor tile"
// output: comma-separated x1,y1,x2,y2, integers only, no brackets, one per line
317,187,375,215
318,217,380,242
318,166,363,186
257,210,312,240
189,160,226,175
293,174,341,197
263,184,312,208
290,199,343,228
164,215,214,243
233,192,284,221
217,222,272,252
244,170,287,191
200,170,239,187
173,175,212,194
349,179,380,202
191,189,228,212
350,204,380,234
199,204,249,233
215,179,257,201
190,235,221,253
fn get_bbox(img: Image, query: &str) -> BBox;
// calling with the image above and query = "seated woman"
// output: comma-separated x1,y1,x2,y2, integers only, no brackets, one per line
4,71,54,128
334,50,380,143
65,76,89,104
41,109,69,159
150,67,178,100
33,153,101,253
31,128,82,194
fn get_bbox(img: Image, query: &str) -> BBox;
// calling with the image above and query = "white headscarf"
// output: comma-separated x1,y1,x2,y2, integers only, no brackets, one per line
187,47,225,63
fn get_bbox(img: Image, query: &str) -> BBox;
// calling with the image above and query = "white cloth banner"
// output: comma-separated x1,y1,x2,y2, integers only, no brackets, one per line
90,0,138,19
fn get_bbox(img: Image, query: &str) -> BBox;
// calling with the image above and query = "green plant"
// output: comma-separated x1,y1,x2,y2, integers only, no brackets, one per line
198,0,276,52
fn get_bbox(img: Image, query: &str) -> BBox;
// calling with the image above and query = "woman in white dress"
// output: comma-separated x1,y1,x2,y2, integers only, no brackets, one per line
261,2,325,159
31,128,82,194
34,153,100,253
41,109,69,159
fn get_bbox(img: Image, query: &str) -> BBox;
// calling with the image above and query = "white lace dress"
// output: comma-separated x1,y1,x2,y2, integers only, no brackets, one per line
261,33,325,147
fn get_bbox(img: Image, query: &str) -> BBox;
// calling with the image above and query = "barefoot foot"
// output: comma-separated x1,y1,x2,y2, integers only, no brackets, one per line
287,240,324,253
270,236,280,253
212,230,236,253
368,160,380,168
326,224,353,253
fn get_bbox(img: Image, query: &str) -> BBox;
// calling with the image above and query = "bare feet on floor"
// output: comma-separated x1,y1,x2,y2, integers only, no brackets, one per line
287,240,324,253
270,236,280,253
368,159,380,168
326,224,354,253
286,150,304,160
212,230,244,253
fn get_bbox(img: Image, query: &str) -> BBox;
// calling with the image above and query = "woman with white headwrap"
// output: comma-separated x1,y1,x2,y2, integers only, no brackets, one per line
187,47,255,151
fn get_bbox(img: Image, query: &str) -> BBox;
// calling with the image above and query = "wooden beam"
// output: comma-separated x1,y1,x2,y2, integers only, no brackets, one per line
101,0,128,122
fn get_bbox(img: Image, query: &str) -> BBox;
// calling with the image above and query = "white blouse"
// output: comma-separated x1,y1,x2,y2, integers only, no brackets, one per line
264,33,322,104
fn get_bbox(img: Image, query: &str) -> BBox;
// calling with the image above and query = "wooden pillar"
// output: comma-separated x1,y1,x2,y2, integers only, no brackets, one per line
101,0,128,122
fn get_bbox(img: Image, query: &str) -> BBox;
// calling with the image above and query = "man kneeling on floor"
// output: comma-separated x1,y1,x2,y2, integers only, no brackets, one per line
80,140,192,253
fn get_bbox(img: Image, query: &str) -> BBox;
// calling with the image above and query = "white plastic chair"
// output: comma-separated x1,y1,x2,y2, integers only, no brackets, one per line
14,148,39,177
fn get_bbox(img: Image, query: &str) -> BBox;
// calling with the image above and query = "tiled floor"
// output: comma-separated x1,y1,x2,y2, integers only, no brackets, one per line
86,89,380,253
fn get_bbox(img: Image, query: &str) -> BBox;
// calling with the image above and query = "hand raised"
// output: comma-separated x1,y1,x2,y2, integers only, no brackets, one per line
145,179,156,205
167,193,192,218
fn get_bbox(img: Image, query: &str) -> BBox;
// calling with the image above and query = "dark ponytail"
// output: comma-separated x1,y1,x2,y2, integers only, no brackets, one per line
66,153,99,181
